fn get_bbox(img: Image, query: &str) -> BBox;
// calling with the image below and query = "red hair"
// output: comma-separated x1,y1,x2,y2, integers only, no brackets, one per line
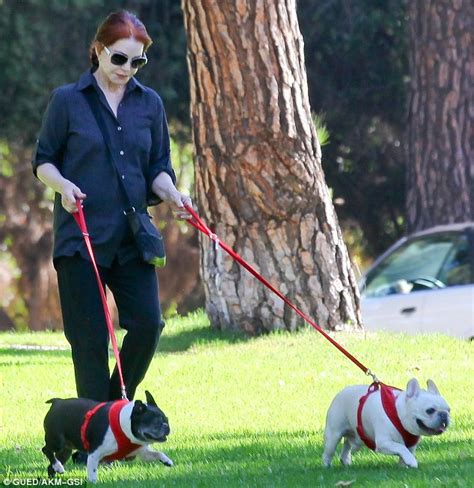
89,10,153,66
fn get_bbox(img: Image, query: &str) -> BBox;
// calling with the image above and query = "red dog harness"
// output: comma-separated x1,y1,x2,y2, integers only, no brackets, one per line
81,400,142,461
357,382,419,450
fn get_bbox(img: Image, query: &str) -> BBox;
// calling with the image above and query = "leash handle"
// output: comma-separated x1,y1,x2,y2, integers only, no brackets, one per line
184,204,374,378
73,199,128,400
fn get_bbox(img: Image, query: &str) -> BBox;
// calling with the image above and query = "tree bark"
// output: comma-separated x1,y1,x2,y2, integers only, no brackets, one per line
406,0,473,232
182,0,362,333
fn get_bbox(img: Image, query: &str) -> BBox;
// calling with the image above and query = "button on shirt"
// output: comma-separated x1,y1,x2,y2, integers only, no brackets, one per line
33,69,176,267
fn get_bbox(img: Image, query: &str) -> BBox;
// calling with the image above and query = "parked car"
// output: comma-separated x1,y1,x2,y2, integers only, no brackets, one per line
359,223,474,339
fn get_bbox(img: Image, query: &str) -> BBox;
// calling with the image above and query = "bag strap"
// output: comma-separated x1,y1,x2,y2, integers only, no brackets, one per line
82,88,136,214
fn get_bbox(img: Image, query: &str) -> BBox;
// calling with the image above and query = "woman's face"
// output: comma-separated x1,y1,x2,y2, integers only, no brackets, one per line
96,37,145,87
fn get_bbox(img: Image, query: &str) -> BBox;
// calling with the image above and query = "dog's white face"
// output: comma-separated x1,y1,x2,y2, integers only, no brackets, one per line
402,379,450,436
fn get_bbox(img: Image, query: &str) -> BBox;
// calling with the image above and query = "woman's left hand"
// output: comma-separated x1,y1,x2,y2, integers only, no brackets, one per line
152,172,193,219
173,192,193,220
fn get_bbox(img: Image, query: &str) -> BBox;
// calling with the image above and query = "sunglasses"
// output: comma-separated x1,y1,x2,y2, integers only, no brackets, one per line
102,45,148,69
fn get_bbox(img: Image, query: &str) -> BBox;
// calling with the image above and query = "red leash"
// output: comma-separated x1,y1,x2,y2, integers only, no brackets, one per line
73,199,128,400
184,204,377,382
186,209,416,445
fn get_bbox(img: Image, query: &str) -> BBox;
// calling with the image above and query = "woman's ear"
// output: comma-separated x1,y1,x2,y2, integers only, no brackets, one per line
93,41,102,58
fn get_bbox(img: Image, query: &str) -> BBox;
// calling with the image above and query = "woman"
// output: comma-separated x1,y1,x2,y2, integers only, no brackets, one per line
33,11,191,403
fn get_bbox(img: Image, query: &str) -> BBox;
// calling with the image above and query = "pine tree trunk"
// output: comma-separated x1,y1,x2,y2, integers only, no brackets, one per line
182,0,362,333
406,0,473,232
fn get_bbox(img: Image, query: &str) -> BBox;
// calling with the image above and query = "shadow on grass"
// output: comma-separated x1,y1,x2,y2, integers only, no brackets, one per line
2,432,471,488
0,322,250,359
0,325,246,364
158,324,249,354
0,347,71,365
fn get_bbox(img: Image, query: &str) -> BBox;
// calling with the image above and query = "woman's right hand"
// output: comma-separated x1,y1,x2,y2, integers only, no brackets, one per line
60,180,87,213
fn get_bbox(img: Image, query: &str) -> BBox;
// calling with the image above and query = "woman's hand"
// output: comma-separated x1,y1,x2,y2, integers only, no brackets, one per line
59,180,87,213
36,163,86,213
152,172,193,218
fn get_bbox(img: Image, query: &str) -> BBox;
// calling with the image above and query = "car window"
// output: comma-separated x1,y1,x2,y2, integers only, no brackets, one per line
362,232,464,298
438,235,471,286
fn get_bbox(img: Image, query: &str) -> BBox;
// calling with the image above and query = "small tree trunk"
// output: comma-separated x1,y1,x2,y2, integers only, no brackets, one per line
406,0,473,232
0,150,63,331
182,0,362,333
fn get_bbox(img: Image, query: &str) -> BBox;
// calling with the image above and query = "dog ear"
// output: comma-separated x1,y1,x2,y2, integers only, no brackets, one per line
145,390,158,407
426,379,440,395
134,400,147,414
406,378,420,399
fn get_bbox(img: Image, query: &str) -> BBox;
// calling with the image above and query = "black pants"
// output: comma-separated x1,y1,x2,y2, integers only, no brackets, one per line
55,254,163,401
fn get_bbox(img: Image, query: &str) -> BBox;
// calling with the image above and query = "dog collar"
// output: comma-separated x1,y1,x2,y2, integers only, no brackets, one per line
357,382,420,450
81,400,142,460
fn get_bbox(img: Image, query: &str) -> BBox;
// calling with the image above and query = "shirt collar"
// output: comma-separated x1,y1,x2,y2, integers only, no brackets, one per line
76,68,144,94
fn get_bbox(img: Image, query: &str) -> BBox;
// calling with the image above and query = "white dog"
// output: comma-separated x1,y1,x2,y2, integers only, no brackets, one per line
323,378,450,468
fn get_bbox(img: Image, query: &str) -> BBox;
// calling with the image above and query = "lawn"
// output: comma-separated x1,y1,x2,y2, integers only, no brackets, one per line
0,310,472,487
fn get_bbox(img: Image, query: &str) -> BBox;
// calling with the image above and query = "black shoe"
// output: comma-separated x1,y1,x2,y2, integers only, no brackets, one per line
72,451,88,465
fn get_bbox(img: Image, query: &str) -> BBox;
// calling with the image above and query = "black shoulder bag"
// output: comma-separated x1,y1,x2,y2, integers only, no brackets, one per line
83,88,166,267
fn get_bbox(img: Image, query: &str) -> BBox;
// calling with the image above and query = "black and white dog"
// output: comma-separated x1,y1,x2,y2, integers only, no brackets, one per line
43,390,172,483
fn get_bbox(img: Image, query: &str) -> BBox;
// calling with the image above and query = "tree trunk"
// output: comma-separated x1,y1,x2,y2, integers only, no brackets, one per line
406,0,473,232
182,0,362,333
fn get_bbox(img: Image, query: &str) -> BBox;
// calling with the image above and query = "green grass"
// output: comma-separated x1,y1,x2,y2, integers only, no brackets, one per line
0,310,472,487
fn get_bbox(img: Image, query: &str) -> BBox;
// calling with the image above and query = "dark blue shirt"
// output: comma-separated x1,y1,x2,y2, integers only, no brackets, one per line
33,69,176,267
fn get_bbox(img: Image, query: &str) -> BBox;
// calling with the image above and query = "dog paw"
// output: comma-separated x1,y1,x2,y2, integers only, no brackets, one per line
322,455,332,467
159,453,173,467
52,460,65,474
399,457,418,469
340,454,352,466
